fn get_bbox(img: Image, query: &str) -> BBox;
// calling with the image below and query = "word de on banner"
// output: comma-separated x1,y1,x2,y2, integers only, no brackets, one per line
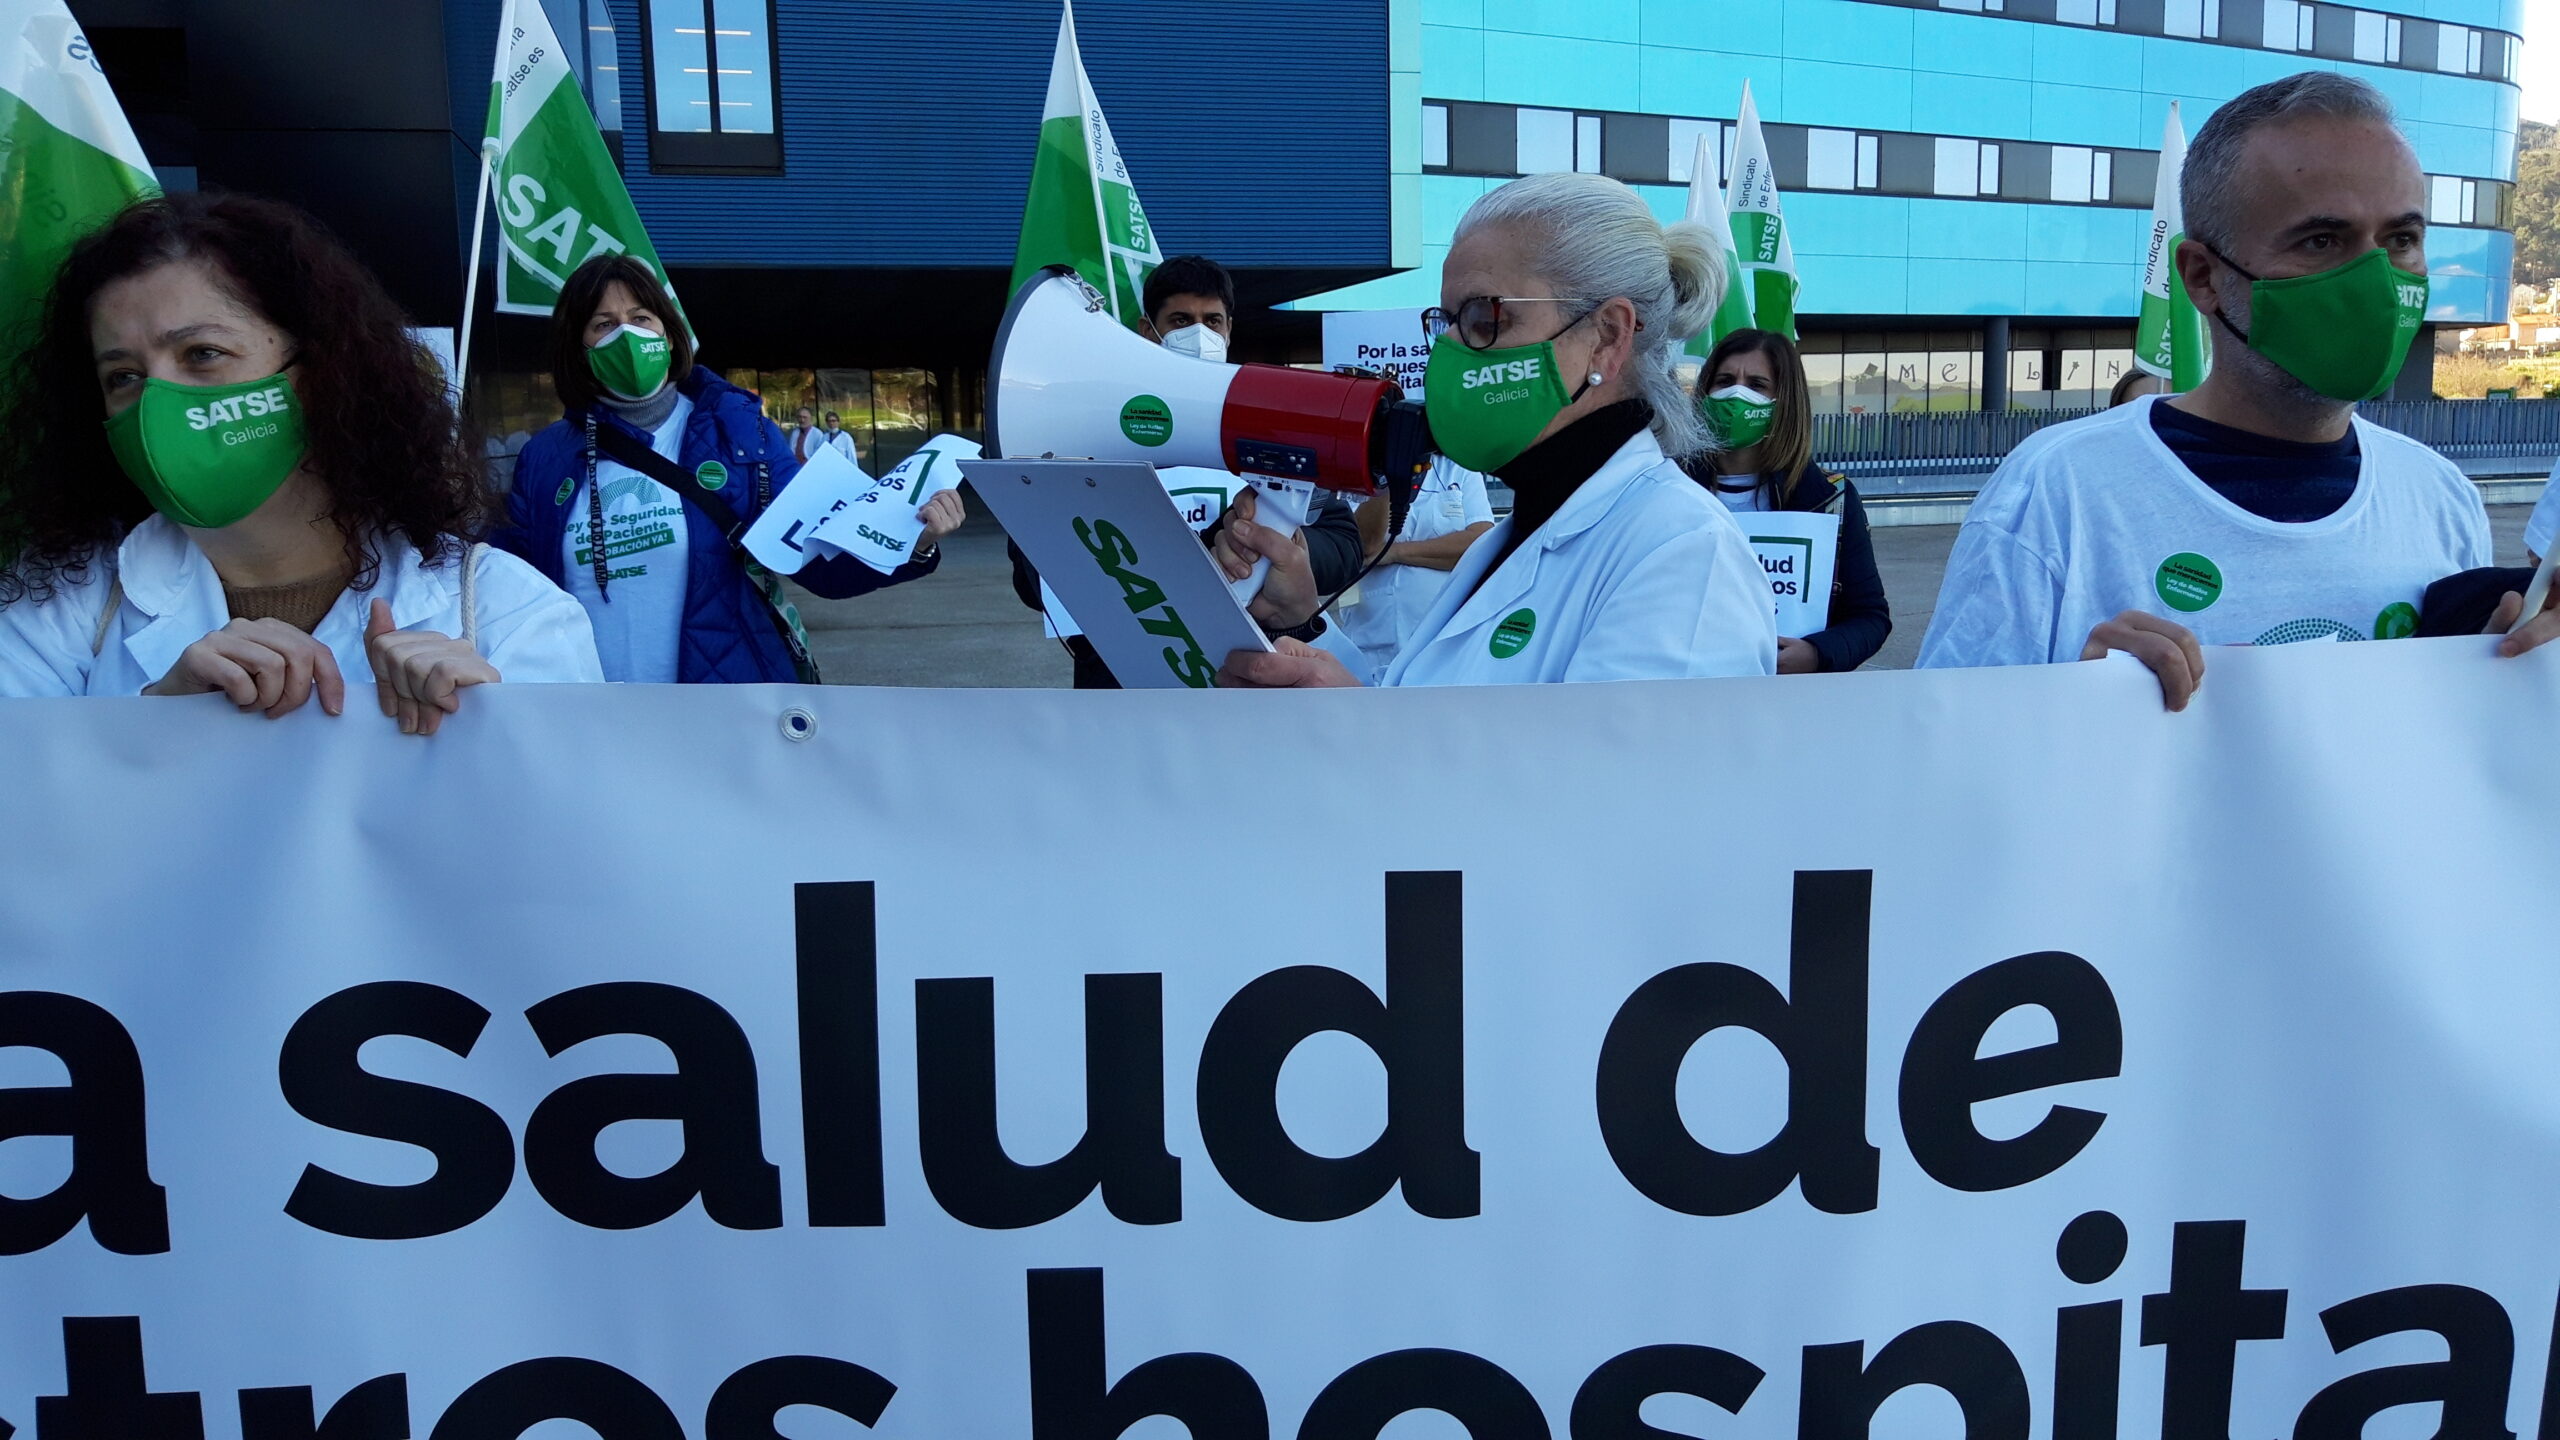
2,639,2558,1437
1747,509,1840,638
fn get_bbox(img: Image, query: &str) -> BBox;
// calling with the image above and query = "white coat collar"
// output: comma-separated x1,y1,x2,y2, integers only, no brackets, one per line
112,516,454,680
1430,427,1667,637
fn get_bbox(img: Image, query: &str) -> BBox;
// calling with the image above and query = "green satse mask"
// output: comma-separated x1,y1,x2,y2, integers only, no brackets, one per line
589,323,673,401
1423,328,1593,473
103,371,307,530
2210,245,2428,402
1703,385,1776,449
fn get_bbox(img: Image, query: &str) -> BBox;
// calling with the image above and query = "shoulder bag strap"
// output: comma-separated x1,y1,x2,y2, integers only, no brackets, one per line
591,419,750,544
460,541,484,652
91,576,124,658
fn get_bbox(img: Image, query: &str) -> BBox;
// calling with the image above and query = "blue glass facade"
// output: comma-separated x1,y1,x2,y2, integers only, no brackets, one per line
1304,0,2526,386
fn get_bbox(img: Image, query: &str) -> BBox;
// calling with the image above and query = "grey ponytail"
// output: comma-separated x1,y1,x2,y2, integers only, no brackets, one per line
1454,172,1726,458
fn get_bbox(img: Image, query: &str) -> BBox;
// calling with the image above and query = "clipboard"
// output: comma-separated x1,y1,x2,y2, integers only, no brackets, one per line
960,458,1274,689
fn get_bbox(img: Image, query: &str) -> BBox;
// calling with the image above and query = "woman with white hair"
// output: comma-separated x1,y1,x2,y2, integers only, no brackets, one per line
1218,172,1776,686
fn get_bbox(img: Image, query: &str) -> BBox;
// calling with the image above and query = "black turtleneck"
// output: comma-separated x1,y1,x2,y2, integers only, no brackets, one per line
1481,398,1653,580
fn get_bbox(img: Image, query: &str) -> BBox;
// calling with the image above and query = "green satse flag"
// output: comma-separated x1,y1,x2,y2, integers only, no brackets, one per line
1009,0,1163,326
1683,129,1756,357
2134,100,2209,391
0,1,157,352
1725,82,1798,341
484,0,674,319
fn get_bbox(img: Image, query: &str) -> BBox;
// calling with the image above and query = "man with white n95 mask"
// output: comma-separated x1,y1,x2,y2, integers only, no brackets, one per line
1917,72,2560,708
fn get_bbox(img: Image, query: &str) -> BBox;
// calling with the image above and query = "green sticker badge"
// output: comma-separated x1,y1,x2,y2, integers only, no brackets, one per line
1489,607,1538,659
2154,552,2224,613
1119,395,1174,448
695,460,727,492
554,477,575,505
2373,601,2419,640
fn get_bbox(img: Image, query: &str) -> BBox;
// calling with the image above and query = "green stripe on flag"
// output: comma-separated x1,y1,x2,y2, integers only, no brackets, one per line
0,86,155,349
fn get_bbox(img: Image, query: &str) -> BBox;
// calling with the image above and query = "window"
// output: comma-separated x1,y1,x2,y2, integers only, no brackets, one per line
1935,137,1983,196
1858,133,1880,189
1423,104,1450,168
1808,128,1859,190
644,0,781,171
2467,27,2483,73
2352,9,2383,62
1667,118,1719,183
1978,143,2001,194
584,0,623,136
2051,146,2094,203
1516,107,1574,173
2261,0,2308,51
2165,0,2204,37
2462,178,2478,224
2092,150,2113,202
2437,23,2469,73
1575,114,1602,174
2429,174,2464,223
2057,0,2118,23
2387,17,2402,61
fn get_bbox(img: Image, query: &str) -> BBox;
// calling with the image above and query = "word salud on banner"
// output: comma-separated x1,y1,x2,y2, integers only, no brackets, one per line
2,643,2557,1436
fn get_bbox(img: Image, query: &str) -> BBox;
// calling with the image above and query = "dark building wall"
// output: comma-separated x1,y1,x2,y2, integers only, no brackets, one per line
587,0,1390,272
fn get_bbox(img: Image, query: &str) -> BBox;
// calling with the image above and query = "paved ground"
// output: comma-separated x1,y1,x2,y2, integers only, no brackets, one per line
794,499,2545,686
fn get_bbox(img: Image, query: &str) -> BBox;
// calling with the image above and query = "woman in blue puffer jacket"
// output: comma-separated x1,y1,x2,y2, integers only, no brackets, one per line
492,254,962,682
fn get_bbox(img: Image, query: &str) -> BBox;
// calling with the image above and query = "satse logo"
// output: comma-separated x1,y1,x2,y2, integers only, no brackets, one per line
185,386,290,434
1462,356,1542,389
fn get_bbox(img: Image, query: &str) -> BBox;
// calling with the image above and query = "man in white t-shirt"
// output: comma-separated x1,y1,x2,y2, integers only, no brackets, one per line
1919,72,2560,705
1326,457,1497,682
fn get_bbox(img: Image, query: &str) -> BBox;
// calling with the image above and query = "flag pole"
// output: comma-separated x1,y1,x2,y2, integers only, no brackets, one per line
455,141,494,401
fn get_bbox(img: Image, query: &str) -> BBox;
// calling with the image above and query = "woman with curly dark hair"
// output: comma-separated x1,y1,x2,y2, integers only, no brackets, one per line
0,193,599,731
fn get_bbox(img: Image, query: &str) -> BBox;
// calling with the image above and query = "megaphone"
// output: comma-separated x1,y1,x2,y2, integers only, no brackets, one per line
987,267,1432,557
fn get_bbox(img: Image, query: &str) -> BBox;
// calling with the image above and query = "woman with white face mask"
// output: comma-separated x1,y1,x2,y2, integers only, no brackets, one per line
1683,328,1893,674
0,193,601,730
493,256,965,683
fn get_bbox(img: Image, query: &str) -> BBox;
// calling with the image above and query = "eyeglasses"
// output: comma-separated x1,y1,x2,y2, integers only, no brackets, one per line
1421,296,1595,351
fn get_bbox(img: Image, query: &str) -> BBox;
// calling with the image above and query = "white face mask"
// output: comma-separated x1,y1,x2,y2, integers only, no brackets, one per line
1159,323,1229,365
1705,384,1774,405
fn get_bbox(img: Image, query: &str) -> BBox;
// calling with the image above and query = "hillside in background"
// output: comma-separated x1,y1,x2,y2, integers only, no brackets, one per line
2517,120,2558,285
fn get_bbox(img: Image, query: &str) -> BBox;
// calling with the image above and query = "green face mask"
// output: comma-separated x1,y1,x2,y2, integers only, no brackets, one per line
103,370,308,530
1422,312,1597,473
589,323,673,401
1702,385,1776,449
2207,245,2428,402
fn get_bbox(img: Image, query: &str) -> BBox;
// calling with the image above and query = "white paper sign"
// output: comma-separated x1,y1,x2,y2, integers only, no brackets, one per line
740,444,877,574
1321,308,1431,398
1744,510,1841,638
4,642,2559,1437
807,432,981,575
966,457,1270,684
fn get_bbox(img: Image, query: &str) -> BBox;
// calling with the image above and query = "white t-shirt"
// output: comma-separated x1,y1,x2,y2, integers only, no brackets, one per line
1918,397,2491,668
1706,476,1770,513
2528,464,2558,561
1329,457,1495,679
564,397,693,683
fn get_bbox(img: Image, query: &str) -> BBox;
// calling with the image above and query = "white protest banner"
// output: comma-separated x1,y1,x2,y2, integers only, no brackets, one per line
4,640,2560,1437
740,444,875,575
1321,308,1430,399
965,456,1267,684
801,433,980,575
1745,510,1841,638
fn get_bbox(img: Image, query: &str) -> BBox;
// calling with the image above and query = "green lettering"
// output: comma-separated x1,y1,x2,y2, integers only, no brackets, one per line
1074,516,1138,568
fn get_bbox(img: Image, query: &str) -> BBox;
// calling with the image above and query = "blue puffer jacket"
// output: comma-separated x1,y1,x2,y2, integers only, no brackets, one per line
493,366,939,683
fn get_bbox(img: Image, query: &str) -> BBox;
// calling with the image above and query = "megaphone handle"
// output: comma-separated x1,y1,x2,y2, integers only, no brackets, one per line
1227,477,1319,608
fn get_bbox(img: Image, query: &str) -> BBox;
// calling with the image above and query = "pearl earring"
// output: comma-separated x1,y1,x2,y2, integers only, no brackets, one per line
1588,372,1605,386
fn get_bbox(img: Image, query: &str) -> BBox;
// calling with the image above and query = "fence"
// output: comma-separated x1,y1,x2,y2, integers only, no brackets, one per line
1815,398,2560,489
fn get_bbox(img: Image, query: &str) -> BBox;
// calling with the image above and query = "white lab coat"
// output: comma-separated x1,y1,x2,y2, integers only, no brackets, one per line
0,515,604,696
791,426,857,464
1382,429,1776,686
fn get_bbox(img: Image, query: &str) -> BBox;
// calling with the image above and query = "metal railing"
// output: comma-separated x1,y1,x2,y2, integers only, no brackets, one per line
1813,398,2560,480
